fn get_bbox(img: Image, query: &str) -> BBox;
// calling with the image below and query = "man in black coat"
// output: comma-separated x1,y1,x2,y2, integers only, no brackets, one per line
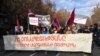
96,26,100,47
93,23,98,46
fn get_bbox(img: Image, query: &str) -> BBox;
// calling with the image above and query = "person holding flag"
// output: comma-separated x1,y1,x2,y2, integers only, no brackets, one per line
27,9,36,34
15,18,22,34
16,19,21,32
65,8,78,34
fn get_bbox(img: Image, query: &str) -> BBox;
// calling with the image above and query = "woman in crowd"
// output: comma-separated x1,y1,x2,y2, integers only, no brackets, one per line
71,23,78,34
65,26,72,34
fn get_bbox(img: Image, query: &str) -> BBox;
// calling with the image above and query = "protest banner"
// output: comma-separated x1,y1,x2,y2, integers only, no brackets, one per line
35,15,51,27
3,33,92,53
15,26,23,32
74,18,87,24
29,17,38,26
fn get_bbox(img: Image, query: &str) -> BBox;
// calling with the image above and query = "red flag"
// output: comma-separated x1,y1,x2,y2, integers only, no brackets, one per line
17,19,21,32
52,16,60,31
65,8,75,26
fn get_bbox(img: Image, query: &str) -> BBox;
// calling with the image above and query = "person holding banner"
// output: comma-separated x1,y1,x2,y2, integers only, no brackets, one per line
58,27,65,34
71,23,78,34
41,27,50,34
65,26,72,34
35,27,41,34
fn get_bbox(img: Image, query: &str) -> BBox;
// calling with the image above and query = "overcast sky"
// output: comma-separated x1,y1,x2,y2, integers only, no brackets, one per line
50,0,100,17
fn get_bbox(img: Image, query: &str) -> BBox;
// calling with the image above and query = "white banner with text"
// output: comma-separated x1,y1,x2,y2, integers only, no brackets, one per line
35,15,51,27
29,17,38,26
3,33,92,53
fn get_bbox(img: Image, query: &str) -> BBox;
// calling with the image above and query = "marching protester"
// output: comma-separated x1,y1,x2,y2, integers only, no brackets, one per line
96,25,100,48
78,26,84,33
58,26,65,34
41,27,50,34
65,23,79,34
35,27,41,34
46,27,51,34
83,26,90,33
89,25,93,33
49,27,54,34
53,27,59,34
93,24,98,46
50,26,57,34
33,30,37,34
71,23,79,33
26,29,31,34
65,26,72,34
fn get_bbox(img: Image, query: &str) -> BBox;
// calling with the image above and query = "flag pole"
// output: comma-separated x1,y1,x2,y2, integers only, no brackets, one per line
27,9,34,33
28,15,30,33
27,9,30,33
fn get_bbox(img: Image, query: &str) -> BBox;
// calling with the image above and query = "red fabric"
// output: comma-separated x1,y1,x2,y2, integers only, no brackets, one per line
65,8,75,26
52,16,60,31
17,19,21,32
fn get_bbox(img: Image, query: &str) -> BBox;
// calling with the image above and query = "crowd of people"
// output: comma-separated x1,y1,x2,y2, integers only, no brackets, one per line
6,23,100,48
2,23,100,56
23,23,100,35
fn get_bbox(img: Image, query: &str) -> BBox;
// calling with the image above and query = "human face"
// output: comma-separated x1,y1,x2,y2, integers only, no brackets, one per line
67,27,71,31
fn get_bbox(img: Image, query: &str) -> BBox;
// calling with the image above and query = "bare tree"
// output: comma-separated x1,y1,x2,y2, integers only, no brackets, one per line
54,9,70,26
91,4,100,24
0,0,55,33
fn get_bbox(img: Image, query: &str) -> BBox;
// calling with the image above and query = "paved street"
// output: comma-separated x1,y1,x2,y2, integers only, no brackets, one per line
0,36,100,56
